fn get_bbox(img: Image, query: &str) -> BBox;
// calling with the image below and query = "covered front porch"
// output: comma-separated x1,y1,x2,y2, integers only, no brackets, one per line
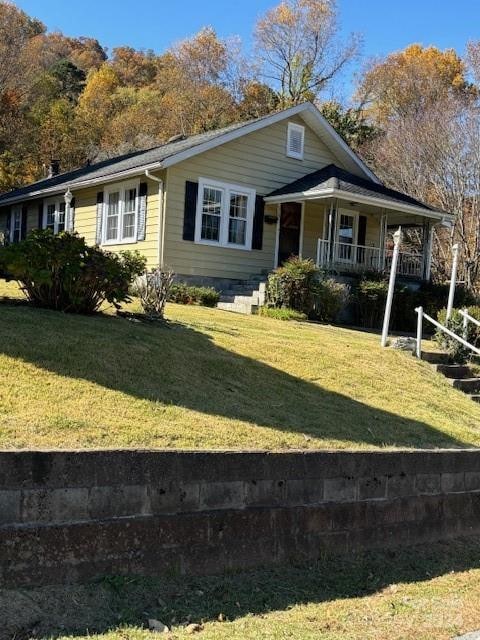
265,164,453,281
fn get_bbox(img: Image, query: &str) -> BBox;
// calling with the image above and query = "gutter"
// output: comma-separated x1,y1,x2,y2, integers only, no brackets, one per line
0,162,164,207
144,170,165,268
264,187,453,221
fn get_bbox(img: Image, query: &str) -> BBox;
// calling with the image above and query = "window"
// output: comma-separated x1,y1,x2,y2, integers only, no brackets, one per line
286,122,305,160
43,198,66,234
10,205,22,243
195,178,256,250
102,182,138,244
336,212,358,262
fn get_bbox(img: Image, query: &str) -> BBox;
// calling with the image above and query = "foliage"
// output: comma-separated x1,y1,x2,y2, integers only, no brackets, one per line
312,277,349,322
168,282,220,307
356,44,471,124
254,0,360,107
0,230,146,313
259,306,307,321
354,278,388,328
266,257,319,315
135,267,175,320
319,100,377,149
435,306,480,363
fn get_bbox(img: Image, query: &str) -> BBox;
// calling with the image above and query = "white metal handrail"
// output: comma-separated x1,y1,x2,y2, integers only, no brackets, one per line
415,306,480,359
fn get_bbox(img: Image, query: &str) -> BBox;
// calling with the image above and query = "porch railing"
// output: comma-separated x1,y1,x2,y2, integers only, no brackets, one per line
317,238,423,278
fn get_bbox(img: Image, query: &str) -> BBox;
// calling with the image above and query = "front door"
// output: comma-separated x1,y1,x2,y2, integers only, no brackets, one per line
277,203,302,266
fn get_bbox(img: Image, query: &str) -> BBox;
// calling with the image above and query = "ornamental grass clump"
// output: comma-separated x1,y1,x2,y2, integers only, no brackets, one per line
0,230,146,313
136,267,175,319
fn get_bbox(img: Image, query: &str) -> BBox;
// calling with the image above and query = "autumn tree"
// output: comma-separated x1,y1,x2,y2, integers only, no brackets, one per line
356,44,470,124
318,100,376,149
254,0,359,107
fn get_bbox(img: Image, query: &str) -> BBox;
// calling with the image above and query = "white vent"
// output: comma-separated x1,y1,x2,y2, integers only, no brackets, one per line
287,122,305,160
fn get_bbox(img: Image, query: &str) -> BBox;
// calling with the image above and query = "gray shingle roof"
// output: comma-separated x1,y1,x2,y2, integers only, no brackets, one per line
0,117,265,205
268,164,439,212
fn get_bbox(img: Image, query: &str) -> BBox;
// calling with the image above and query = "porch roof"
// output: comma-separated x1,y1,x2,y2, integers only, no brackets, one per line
265,164,453,222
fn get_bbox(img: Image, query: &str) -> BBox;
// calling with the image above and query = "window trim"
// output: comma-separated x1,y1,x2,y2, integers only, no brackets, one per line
194,177,256,251
335,208,359,263
10,204,22,243
102,179,140,246
286,122,305,160
43,197,66,235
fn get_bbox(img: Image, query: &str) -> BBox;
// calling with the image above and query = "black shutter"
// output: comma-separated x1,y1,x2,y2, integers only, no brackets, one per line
21,204,28,240
137,182,148,241
95,191,104,244
183,181,198,241
357,215,367,264
252,195,265,250
37,200,44,229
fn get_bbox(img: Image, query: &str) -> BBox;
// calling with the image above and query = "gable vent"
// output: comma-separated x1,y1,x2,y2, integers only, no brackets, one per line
286,122,305,160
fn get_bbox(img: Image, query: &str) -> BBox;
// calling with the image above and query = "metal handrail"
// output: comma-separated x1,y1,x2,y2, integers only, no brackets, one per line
459,308,480,329
415,306,480,358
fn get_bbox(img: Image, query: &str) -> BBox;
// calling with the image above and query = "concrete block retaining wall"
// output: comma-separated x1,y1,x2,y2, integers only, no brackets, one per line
1,449,480,588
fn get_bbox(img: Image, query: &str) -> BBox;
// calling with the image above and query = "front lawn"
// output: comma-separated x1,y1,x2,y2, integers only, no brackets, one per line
4,538,480,639
0,280,480,450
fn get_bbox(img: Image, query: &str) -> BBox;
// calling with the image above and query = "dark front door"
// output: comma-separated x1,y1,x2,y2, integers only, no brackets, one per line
278,202,302,265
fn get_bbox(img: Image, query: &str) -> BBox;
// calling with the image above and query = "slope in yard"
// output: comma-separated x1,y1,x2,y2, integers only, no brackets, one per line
0,282,480,450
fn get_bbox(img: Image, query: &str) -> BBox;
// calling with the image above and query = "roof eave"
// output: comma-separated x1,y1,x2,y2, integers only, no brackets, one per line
264,187,454,221
0,162,164,206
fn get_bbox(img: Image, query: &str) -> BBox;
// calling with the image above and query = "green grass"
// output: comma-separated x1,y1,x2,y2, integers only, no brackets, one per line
5,538,480,639
1,280,480,450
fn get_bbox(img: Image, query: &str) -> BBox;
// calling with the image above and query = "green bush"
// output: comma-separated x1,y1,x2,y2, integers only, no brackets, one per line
355,279,388,328
168,282,219,307
435,306,480,363
266,257,319,315
266,257,348,322
259,307,307,321
312,277,349,323
0,230,146,313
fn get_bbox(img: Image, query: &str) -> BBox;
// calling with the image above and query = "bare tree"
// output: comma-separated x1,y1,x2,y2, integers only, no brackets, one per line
365,95,480,291
254,0,360,107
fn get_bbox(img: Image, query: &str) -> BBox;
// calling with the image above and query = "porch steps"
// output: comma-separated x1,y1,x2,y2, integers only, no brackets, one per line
422,352,480,402
216,278,267,315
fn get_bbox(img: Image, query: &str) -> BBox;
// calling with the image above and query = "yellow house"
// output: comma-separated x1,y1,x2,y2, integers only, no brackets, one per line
0,102,453,311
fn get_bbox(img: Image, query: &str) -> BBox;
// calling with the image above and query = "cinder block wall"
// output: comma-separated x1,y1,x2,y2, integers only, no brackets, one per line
1,449,480,588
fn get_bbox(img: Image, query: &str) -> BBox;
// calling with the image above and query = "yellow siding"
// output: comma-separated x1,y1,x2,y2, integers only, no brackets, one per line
302,202,326,262
73,174,164,269
163,115,339,280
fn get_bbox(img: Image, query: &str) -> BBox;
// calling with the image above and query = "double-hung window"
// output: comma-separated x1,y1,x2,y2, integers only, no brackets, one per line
43,198,66,234
10,205,22,243
103,182,138,244
195,178,255,250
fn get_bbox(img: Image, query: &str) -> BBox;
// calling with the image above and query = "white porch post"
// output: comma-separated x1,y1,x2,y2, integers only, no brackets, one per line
446,243,459,321
381,226,402,347
424,223,435,281
378,212,387,271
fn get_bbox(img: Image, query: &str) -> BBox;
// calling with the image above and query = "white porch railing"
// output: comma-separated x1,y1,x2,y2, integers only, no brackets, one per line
317,238,424,278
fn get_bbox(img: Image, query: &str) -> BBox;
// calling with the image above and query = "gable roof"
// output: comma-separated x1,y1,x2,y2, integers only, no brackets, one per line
266,164,451,220
0,102,379,206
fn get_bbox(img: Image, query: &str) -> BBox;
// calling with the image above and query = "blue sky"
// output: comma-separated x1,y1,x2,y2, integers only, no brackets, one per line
15,0,480,99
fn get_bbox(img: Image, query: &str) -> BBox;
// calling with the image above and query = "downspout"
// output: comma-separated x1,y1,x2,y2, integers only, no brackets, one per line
145,170,164,268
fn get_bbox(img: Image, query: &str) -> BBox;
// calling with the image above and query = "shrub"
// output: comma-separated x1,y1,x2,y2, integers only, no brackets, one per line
168,283,219,307
355,278,388,328
266,257,319,315
312,277,349,323
435,306,480,362
259,307,307,321
0,230,146,313
136,268,175,319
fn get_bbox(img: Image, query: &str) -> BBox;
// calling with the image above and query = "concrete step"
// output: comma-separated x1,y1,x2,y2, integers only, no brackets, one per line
448,378,480,393
217,301,259,315
421,351,450,364
435,364,473,379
